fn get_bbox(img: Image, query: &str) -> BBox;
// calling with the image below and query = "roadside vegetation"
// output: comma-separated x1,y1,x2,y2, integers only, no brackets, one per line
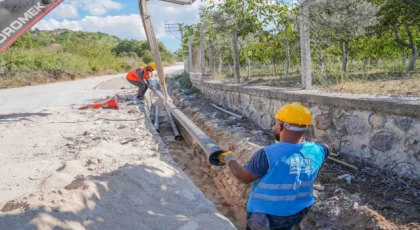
174,72,201,95
178,0,420,96
0,29,175,88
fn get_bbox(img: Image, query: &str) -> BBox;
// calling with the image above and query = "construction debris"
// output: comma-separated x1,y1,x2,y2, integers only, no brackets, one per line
117,124,130,129
327,156,358,170
120,137,137,145
314,184,325,191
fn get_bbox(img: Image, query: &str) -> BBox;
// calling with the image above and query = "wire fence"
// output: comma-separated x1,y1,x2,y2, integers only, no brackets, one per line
184,0,420,97
211,58,420,97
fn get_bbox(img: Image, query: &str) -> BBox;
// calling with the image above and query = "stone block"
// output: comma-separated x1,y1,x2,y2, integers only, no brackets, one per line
261,114,273,130
315,114,330,130
345,116,367,135
340,140,353,155
368,113,386,129
394,118,414,131
404,138,420,161
240,93,251,107
232,93,240,106
370,132,397,152
340,140,373,159
250,97,270,113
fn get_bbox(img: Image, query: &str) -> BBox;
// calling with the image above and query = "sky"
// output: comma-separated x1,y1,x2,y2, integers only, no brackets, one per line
33,0,210,52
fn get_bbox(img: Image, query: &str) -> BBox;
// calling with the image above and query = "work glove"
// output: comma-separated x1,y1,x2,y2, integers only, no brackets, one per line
218,151,236,165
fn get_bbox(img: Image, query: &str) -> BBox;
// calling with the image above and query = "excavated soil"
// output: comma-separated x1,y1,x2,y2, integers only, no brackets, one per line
151,97,245,229
165,76,420,230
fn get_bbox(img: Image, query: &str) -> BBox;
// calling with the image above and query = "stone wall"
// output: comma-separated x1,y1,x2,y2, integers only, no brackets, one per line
191,80,420,180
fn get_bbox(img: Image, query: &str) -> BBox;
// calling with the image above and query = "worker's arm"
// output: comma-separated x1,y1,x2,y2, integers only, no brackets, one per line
146,72,154,88
137,68,149,85
305,137,331,152
305,137,331,161
139,77,149,86
221,149,268,184
226,160,259,184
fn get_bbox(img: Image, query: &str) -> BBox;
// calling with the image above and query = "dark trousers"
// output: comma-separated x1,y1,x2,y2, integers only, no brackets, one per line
246,208,309,230
127,79,148,98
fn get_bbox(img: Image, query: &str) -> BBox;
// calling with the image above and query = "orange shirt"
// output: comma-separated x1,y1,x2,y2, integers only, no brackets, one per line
126,67,150,82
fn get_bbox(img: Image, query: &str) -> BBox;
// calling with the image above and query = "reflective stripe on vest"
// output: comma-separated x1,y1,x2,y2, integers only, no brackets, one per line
257,180,314,190
246,142,325,216
252,191,313,201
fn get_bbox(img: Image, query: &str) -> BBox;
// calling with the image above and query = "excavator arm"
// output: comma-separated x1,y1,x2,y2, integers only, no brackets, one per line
0,0,63,53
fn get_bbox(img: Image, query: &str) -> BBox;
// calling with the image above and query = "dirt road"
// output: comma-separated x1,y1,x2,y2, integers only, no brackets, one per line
0,64,184,114
0,66,235,229
0,64,180,206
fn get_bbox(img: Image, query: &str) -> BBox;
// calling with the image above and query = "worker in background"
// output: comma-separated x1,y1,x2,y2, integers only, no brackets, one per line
126,62,156,99
219,103,330,230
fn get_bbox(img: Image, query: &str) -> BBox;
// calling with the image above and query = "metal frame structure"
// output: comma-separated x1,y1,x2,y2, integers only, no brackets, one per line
164,23,182,40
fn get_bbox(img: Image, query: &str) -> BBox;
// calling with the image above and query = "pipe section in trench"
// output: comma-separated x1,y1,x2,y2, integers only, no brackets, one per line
152,89,225,160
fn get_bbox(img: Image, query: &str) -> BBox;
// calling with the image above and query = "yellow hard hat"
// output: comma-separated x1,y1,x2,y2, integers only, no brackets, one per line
149,62,156,70
275,102,312,126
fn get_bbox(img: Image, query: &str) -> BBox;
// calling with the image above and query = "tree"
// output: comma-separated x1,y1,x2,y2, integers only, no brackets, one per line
209,0,269,83
263,2,299,78
59,30,74,42
311,0,381,73
372,0,420,72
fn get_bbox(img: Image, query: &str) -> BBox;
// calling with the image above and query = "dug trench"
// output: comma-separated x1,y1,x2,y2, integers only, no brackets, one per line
149,74,420,230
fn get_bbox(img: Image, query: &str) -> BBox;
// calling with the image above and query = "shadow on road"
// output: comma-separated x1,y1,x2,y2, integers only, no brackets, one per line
0,112,52,123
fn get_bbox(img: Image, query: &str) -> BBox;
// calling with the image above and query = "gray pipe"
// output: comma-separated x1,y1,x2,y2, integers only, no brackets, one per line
154,105,160,132
150,104,155,124
152,89,224,164
210,103,245,119
166,109,182,140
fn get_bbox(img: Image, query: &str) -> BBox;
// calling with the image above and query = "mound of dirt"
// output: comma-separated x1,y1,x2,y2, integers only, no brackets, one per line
301,189,397,230
93,77,134,90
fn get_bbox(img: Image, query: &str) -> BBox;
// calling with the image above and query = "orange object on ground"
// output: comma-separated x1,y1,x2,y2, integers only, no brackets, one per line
78,95,119,110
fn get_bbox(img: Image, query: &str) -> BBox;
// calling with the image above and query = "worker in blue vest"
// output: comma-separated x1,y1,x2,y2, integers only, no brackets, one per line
219,103,330,230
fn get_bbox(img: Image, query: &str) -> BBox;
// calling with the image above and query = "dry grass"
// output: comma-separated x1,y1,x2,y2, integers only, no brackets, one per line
213,64,420,97
327,78,420,97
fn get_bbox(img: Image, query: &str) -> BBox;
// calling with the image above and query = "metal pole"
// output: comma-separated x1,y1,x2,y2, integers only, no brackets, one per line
154,105,160,132
152,89,224,160
210,103,245,120
166,109,182,140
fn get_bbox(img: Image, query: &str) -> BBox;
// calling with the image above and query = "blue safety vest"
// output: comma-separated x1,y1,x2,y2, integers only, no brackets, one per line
246,142,325,216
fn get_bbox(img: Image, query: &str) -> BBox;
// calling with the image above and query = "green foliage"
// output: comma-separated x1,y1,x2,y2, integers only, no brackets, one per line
174,72,200,95
142,50,154,64
1,29,174,87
